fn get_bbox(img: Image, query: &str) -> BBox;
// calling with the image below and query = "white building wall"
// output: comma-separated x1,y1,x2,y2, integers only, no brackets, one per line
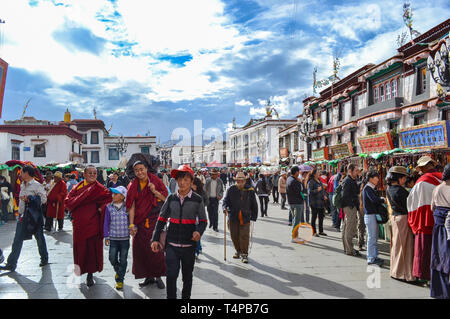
23,135,77,166
0,133,25,163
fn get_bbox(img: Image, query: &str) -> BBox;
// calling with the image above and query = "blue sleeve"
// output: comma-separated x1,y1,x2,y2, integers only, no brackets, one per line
366,187,383,205
333,174,340,190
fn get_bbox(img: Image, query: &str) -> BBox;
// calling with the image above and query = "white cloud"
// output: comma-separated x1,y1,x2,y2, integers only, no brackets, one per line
235,99,253,106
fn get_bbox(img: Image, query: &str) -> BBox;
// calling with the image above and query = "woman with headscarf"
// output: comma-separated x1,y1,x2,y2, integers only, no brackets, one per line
386,166,414,282
430,163,450,299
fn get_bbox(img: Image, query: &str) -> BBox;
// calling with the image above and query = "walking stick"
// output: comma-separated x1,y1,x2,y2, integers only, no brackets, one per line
223,210,227,261
53,202,59,233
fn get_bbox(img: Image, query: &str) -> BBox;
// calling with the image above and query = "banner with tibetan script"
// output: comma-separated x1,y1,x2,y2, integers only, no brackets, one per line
399,121,449,149
312,147,329,161
358,132,394,154
330,142,355,159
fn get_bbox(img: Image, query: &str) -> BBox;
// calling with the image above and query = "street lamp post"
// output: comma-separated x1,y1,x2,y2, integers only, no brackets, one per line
115,135,128,158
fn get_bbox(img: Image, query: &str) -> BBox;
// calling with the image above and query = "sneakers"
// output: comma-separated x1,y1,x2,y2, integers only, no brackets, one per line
241,254,248,264
39,260,48,267
115,282,123,290
368,258,384,266
319,232,327,236
233,252,240,259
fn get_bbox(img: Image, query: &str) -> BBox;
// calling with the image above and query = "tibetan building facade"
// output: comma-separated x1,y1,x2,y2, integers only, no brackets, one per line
299,19,450,168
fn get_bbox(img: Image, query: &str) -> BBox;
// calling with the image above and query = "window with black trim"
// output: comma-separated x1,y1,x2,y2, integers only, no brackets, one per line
367,123,378,135
34,144,46,157
350,131,356,147
82,151,88,164
109,148,119,160
141,146,150,154
442,109,449,121
91,131,99,144
414,114,426,126
326,107,331,125
416,66,427,95
351,95,357,117
12,143,20,160
91,151,100,163
338,102,343,121
82,134,88,144
325,136,331,146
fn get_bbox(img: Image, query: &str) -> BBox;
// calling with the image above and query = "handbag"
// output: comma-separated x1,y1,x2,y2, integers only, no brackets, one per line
375,204,389,224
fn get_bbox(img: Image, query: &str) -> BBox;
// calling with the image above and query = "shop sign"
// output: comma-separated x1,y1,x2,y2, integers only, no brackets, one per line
312,147,329,161
399,121,449,149
358,132,394,154
330,142,354,159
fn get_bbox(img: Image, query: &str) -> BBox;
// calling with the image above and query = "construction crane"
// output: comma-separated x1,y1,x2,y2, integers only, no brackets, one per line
21,98,31,120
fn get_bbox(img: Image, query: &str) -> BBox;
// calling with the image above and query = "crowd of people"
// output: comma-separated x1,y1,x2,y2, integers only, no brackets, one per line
0,155,448,299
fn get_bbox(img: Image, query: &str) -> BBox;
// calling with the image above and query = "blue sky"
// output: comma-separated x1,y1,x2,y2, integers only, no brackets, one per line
0,0,449,142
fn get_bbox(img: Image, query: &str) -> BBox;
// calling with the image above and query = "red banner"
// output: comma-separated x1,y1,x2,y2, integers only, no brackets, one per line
358,132,394,154
0,58,8,119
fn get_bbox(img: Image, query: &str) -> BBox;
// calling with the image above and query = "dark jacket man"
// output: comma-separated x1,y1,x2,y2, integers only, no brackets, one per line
341,175,360,209
286,175,305,205
223,184,258,224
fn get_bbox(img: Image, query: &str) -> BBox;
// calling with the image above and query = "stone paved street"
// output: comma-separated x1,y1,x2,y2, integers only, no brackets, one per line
0,199,431,299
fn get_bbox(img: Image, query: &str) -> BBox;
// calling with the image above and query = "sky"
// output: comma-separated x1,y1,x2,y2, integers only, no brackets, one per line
0,0,448,142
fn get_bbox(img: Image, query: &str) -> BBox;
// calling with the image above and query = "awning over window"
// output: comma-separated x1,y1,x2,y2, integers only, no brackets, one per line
358,111,402,126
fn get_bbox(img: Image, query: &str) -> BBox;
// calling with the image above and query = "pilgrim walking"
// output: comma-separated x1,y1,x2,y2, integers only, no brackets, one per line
223,171,258,263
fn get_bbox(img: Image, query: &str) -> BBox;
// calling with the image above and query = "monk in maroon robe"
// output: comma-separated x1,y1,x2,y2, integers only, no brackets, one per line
65,166,112,287
127,161,168,288
45,171,67,231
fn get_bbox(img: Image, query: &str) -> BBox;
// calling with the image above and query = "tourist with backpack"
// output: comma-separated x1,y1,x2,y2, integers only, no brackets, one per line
340,164,361,257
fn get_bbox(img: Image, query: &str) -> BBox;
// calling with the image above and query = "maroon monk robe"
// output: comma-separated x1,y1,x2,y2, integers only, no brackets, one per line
65,181,112,276
126,172,168,279
46,180,67,219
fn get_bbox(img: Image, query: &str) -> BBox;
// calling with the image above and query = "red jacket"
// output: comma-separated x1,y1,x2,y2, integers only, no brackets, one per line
46,180,67,219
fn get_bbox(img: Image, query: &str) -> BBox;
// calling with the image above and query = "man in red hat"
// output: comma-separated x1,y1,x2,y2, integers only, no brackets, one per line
151,165,207,299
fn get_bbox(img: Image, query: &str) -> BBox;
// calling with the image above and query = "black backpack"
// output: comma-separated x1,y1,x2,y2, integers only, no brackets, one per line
375,204,389,224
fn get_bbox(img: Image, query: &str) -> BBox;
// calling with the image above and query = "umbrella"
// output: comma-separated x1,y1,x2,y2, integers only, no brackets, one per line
298,164,313,172
206,160,224,168
126,153,160,179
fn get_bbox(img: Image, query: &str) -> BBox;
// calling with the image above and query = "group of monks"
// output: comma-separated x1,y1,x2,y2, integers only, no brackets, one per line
43,163,167,287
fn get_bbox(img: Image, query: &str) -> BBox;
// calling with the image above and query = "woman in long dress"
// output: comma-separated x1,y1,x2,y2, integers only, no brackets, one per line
386,166,414,282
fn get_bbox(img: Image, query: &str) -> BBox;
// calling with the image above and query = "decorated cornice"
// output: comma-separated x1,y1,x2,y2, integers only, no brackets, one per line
404,49,431,65
358,56,403,82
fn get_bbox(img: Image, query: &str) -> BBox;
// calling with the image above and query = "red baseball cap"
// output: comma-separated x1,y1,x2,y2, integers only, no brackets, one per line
171,165,194,179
